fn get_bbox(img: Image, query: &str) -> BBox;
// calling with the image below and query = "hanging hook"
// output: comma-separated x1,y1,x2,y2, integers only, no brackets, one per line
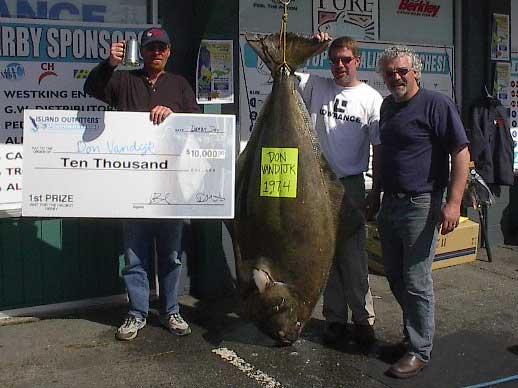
278,0,291,5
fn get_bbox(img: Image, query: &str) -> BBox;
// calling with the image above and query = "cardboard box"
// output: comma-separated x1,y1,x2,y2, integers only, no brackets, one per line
367,217,480,274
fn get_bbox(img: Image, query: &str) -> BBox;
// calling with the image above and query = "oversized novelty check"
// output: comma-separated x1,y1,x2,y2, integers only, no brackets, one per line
22,110,235,218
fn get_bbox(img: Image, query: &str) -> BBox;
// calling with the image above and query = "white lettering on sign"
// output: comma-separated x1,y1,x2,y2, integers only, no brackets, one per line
0,1,107,22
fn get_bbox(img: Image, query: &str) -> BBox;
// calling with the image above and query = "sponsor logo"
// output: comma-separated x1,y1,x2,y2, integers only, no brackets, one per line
28,115,100,133
316,1,377,40
38,63,58,84
317,10,376,40
0,63,25,81
74,69,90,79
397,0,441,17
29,116,39,132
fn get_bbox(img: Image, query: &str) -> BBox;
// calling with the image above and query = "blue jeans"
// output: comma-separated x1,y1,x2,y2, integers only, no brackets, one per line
377,192,443,362
122,219,184,319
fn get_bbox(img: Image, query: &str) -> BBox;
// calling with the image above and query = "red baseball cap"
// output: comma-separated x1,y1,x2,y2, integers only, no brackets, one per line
140,27,170,47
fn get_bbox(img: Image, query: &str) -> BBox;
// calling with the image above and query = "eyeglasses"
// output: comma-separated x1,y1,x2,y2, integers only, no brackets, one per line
384,67,412,77
144,43,169,52
328,56,355,65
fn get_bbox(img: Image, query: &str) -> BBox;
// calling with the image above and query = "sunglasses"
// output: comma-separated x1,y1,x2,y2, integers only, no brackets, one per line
328,56,355,65
385,67,412,77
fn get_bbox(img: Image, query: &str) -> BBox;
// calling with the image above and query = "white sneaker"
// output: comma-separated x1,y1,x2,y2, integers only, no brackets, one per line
160,312,191,336
116,315,146,341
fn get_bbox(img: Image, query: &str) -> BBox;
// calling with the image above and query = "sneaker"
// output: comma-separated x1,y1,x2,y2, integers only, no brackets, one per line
116,315,146,341
353,323,376,345
323,322,347,344
160,312,192,336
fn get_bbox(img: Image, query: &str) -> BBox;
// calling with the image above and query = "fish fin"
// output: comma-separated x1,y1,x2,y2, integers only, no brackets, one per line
245,32,329,74
253,268,272,293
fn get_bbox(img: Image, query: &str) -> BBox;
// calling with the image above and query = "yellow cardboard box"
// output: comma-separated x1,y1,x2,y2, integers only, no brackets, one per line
367,217,480,274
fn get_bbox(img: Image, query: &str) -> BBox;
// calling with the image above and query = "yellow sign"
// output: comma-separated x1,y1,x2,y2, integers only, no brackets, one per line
260,147,298,198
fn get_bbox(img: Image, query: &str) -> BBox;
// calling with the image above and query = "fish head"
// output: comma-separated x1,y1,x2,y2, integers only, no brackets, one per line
250,269,304,345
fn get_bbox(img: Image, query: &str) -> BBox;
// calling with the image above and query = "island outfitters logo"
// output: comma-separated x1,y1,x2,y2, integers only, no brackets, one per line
397,0,441,17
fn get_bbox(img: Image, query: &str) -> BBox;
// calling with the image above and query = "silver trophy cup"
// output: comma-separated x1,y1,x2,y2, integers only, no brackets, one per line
123,39,140,67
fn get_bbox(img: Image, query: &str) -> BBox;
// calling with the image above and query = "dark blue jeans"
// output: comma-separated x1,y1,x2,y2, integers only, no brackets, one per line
122,219,184,319
377,192,443,362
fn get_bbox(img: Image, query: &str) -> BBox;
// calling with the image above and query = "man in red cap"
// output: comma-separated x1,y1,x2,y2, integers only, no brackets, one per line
84,27,200,341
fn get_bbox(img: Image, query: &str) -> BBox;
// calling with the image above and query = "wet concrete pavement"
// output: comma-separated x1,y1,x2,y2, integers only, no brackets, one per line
1,244,518,388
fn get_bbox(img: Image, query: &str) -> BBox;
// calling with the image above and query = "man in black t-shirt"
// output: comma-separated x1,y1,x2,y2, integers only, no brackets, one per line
84,27,200,341
370,46,469,378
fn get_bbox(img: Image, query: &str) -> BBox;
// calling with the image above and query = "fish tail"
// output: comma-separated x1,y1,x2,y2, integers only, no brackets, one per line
245,32,329,74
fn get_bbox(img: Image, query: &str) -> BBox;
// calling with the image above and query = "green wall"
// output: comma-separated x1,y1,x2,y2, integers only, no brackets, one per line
0,218,123,310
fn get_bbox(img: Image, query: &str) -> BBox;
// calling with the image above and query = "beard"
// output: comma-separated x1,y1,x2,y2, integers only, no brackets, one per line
389,83,407,100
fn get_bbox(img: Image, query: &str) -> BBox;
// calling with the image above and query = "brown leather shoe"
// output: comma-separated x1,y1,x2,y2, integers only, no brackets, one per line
387,353,427,378
353,324,376,345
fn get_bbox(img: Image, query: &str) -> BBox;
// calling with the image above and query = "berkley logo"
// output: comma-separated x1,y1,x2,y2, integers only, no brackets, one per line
397,0,441,17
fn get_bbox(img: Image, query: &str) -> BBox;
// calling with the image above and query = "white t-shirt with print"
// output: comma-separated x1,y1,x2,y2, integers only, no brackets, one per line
297,72,382,179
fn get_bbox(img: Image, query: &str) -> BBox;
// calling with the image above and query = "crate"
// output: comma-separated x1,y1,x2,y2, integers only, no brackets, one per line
367,217,480,274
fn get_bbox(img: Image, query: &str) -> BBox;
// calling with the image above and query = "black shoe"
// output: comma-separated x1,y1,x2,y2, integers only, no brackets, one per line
386,353,427,378
323,322,347,344
353,324,376,345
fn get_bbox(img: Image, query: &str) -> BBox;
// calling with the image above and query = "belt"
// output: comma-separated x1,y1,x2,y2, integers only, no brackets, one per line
385,192,423,199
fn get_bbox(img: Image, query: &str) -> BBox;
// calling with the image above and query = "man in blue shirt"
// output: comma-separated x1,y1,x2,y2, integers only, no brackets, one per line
370,46,469,378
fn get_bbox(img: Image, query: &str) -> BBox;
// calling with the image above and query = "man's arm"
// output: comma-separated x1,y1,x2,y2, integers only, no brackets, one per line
83,41,124,104
440,145,470,235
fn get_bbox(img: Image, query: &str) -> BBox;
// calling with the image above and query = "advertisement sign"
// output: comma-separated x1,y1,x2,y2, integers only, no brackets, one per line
379,0,453,45
239,0,312,34
494,61,511,107
0,0,147,23
196,40,234,104
0,144,22,217
313,0,379,40
239,34,454,143
0,18,154,144
22,110,236,218
491,13,510,61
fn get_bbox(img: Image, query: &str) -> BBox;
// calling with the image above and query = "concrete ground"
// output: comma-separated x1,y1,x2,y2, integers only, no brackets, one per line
1,244,518,388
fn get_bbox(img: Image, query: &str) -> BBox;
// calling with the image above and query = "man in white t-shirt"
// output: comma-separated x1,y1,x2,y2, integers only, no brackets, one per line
298,33,382,345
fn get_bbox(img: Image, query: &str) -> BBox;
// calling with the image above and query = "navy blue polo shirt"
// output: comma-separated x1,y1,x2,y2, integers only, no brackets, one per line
379,88,468,194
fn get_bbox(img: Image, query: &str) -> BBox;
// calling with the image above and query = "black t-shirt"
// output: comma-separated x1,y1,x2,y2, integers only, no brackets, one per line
84,61,200,113
379,88,468,194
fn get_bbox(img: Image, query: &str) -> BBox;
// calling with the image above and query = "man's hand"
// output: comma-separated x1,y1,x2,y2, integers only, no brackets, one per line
441,145,469,235
150,105,173,125
313,32,332,42
440,201,461,235
365,189,380,221
109,41,125,67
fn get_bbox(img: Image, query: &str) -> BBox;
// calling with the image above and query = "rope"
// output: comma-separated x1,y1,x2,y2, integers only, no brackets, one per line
277,0,291,75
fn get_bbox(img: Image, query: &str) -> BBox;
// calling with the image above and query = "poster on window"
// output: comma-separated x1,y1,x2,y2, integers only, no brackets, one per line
494,62,511,107
491,13,510,61
313,0,379,40
196,40,234,104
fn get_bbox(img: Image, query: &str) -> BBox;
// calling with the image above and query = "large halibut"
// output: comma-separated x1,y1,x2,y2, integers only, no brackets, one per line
233,33,363,345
